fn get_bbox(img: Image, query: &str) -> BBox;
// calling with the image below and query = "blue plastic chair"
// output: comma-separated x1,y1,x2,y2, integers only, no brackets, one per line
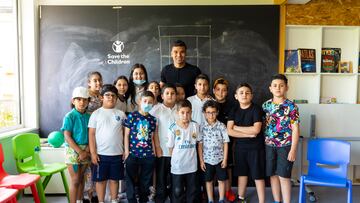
299,138,352,203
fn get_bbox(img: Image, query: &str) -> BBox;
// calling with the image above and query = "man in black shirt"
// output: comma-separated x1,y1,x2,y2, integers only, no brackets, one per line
160,40,201,98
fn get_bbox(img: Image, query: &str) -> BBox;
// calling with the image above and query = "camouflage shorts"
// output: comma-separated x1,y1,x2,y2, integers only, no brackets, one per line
65,145,90,165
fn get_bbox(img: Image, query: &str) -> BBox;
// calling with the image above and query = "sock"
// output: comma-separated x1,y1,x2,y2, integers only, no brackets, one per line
238,195,245,200
76,200,83,203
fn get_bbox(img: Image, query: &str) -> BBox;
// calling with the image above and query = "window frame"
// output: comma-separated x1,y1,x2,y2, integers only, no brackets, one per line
0,0,24,134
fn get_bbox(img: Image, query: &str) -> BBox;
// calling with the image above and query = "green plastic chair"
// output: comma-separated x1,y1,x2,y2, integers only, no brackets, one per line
12,133,69,203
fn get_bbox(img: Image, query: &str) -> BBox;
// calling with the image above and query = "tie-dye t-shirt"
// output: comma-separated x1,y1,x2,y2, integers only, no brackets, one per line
262,99,300,147
124,111,157,158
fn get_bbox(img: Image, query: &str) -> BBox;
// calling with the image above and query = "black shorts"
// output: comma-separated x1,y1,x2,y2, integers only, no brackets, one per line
91,154,124,181
227,139,234,167
204,162,228,182
234,146,265,180
265,145,294,178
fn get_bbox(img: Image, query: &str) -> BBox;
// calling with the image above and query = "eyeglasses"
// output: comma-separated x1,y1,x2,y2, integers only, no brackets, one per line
104,93,117,97
205,112,217,115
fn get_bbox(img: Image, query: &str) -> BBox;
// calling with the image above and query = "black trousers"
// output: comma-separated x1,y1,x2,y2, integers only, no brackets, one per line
125,154,155,203
172,172,199,203
155,157,172,203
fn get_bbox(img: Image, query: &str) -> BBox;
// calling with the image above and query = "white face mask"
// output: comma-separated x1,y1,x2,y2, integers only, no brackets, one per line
133,80,146,86
141,102,153,112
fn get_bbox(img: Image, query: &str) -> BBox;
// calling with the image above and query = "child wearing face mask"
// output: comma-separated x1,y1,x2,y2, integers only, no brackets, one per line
127,63,149,112
123,91,157,203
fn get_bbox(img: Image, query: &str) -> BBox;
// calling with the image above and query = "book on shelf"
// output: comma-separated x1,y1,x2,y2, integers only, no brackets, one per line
339,61,353,73
284,49,301,73
299,48,316,72
293,99,308,104
321,48,341,73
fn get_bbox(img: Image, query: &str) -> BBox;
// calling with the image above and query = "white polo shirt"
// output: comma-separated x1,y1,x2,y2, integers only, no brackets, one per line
88,107,126,156
167,121,200,175
150,103,177,157
187,95,212,124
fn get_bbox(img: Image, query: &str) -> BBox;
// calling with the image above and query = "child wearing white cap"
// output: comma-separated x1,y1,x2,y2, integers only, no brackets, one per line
61,86,91,203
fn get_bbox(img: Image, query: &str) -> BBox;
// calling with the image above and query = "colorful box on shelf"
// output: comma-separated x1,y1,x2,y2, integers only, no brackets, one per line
320,97,337,104
339,61,353,73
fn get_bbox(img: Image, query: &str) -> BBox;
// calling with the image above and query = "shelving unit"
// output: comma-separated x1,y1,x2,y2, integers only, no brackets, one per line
285,25,360,104
286,25,360,184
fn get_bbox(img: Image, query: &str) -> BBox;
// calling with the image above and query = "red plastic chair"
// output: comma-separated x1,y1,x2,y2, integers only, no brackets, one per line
0,187,18,203
0,144,41,203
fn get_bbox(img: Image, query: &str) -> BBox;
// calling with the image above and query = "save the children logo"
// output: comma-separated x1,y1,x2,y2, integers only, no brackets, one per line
112,40,125,53
106,40,131,65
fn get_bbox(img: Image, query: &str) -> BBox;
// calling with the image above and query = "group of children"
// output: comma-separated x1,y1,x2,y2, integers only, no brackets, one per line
61,67,300,203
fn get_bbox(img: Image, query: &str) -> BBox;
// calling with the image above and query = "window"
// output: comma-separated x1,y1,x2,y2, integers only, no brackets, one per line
0,0,21,132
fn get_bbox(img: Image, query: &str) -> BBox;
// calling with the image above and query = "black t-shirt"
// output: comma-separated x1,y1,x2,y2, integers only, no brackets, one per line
217,99,234,125
228,103,264,149
160,63,201,98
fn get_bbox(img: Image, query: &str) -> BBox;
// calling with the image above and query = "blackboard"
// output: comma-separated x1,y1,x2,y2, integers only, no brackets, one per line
40,5,279,137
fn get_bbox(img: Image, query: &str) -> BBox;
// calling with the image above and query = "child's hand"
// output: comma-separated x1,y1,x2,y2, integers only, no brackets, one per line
78,150,88,161
287,149,297,162
156,147,163,158
91,153,100,165
123,150,129,161
200,160,206,172
221,159,227,168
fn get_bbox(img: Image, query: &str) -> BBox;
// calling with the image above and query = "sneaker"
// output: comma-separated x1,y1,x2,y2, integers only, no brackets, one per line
118,192,127,199
237,197,247,203
83,199,90,203
226,190,236,202
148,186,156,201
91,196,99,203
219,200,225,203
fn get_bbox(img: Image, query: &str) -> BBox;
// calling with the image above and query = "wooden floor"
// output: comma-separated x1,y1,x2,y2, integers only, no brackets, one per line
19,185,360,203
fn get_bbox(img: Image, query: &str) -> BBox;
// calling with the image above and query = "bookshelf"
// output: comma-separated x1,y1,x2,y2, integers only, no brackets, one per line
286,26,360,183
285,25,360,104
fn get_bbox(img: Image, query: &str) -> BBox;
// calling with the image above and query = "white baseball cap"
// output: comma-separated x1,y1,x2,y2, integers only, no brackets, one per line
72,86,90,99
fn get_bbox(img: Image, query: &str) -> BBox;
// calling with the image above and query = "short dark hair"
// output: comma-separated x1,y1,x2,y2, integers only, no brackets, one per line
235,83,253,93
271,74,288,85
140,90,155,99
171,40,187,50
175,83,185,89
202,100,219,112
195,74,210,84
161,83,177,95
177,99,192,110
100,84,118,96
